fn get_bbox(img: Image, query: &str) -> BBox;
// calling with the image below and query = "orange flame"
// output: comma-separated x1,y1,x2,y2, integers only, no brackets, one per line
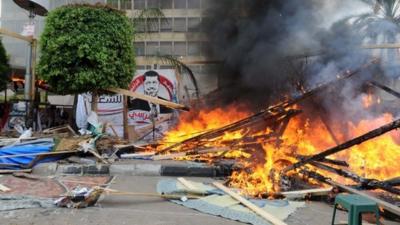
158,102,400,196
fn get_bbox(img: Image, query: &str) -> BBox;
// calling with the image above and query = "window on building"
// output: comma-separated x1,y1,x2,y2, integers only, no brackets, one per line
174,0,186,9
187,0,200,9
188,42,201,56
146,42,159,56
161,0,173,9
147,18,159,32
160,42,173,55
188,18,201,32
134,0,146,9
160,18,172,32
135,19,146,33
135,42,145,56
120,0,132,10
147,0,159,8
137,65,146,70
174,42,186,56
173,18,186,32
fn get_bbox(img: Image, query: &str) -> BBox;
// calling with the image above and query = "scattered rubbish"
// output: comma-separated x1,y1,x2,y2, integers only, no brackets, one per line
54,186,104,208
157,178,304,225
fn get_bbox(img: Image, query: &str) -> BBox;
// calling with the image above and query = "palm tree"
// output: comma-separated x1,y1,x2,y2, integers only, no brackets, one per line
331,0,400,77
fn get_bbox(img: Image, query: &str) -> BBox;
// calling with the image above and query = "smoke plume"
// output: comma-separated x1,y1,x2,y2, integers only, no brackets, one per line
201,0,400,124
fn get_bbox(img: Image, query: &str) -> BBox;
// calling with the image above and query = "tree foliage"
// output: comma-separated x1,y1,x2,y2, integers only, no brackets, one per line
37,4,135,95
0,38,10,92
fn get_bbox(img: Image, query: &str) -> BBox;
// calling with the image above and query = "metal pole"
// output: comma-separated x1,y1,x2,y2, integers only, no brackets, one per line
24,9,35,127
24,42,32,102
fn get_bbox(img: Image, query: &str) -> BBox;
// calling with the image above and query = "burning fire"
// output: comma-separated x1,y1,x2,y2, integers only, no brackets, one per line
157,102,400,196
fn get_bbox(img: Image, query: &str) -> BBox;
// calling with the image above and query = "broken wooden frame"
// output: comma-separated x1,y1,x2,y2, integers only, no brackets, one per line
156,59,379,156
154,109,302,164
157,109,302,155
307,161,400,195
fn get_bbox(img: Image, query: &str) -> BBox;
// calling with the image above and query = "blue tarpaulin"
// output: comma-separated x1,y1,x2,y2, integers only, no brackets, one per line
0,138,55,167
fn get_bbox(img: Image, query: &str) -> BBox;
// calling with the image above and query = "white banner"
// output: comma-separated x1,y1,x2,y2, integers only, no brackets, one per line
76,69,178,140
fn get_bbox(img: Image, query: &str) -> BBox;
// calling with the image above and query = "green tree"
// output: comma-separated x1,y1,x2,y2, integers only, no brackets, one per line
0,38,10,92
37,4,135,97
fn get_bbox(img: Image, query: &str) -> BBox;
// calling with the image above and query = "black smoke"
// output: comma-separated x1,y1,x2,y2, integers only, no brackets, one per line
201,0,330,106
200,1,385,108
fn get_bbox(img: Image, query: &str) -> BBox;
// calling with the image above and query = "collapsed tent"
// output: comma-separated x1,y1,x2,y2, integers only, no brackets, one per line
0,138,55,168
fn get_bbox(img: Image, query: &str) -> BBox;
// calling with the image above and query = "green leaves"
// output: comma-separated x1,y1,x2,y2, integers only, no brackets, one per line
0,38,10,92
37,4,135,95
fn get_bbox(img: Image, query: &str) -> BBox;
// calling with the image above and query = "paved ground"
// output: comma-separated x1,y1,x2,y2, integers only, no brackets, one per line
0,175,357,225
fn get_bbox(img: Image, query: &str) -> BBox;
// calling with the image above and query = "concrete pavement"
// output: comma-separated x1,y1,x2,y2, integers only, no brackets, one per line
0,175,351,225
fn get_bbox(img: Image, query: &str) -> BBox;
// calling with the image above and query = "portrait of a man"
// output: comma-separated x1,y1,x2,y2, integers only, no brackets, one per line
128,70,173,116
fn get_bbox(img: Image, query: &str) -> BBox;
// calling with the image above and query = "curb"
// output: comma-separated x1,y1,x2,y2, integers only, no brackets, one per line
32,161,234,177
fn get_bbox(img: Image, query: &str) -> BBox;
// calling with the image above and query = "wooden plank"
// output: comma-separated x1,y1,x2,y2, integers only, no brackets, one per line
153,147,231,160
0,28,33,42
177,177,197,191
368,81,400,99
152,152,186,160
107,88,189,111
123,95,129,139
281,187,332,199
0,184,11,192
120,152,156,159
213,182,288,225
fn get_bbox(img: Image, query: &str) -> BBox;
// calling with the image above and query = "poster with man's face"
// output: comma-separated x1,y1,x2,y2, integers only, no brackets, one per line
128,69,177,128
75,69,177,140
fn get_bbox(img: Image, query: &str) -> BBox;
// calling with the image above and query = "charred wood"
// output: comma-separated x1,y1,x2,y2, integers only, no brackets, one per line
296,155,349,167
157,109,301,154
382,177,400,187
309,161,400,195
368,81,400,99
297,168,400,216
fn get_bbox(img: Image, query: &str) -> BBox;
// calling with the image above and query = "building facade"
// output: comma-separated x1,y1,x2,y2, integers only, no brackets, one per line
0,0,218,97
